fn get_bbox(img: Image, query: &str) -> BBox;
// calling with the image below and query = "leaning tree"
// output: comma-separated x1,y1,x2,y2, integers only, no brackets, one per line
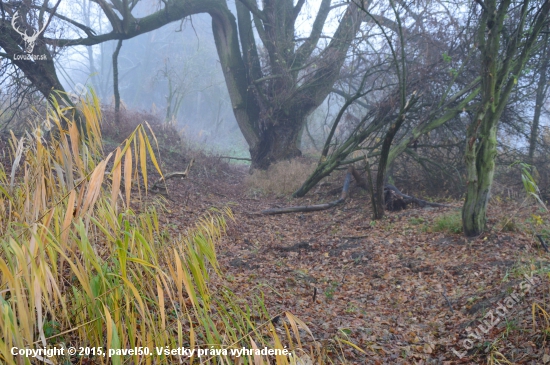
0,0,370,169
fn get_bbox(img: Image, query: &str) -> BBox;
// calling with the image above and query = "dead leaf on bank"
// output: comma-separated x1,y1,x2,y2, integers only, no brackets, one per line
423,343,435,354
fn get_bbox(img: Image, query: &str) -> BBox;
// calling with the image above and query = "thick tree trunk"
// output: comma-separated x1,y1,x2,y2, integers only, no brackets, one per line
250,122,303,170
209,1,362,170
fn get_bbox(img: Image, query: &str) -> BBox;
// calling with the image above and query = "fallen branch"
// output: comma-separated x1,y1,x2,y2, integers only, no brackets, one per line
341,234,370,239
151,158,194,192
218,156,251,161
261,168,352,215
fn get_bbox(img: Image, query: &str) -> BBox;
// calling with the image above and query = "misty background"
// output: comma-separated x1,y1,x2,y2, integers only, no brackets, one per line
55,0,345,158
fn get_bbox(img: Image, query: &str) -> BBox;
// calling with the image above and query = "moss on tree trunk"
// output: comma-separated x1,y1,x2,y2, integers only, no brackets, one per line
462,116,498,236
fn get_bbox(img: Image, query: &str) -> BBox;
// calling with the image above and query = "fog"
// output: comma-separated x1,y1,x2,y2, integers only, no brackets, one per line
57,6,247,156
51,0,351,159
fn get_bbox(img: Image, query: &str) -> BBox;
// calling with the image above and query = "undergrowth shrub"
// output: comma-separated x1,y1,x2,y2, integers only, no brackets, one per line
246,159,316,196
0,93,352,364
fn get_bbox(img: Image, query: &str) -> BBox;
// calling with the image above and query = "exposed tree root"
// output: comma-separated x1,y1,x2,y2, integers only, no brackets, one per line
383,184,451,210
350,166,450,210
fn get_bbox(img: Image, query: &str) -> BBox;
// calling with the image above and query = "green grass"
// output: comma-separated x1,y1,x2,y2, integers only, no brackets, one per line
431,212,463,234
408,217,425,225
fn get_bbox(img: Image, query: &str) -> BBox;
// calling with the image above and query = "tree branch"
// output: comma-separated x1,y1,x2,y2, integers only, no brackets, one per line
237,0,266,21
293,0,307,21
151,158,194,192
295,0,332,67
331,88,372,109
29,4,96,37
90,0,123,33
45,0,226,46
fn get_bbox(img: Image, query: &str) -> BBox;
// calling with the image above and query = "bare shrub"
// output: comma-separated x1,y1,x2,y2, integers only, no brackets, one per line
246,158,316,196
102,107,182,150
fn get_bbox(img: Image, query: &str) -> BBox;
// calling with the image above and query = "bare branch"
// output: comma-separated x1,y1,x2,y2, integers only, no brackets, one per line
237,0,266,21
28,4,96,37
293,0,306,21
90,0,122,33
295,0,332,66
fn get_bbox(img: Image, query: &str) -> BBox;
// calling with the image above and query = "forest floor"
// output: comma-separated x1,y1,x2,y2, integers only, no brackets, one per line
1,131,549,364
147,149,550,365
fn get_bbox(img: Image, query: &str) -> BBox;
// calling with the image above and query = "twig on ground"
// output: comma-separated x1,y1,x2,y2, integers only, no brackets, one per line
341,234,370,239
151,158,194,192
536,235,549,252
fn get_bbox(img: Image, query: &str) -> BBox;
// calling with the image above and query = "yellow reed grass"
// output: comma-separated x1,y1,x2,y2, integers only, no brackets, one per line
0,92,352,365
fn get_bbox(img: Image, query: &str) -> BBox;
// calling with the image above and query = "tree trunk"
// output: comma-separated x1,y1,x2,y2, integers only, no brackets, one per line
250,122,303,170
461,0,550,237
462,114,498,236
0,27,85,134
529,33,549,162
209,1,362,170
112,39,123,123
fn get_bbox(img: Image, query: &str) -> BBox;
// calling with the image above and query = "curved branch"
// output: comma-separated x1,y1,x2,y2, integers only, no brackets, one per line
45,0,224,47
90,0,122,33
28,4,96,37
331,88,373,109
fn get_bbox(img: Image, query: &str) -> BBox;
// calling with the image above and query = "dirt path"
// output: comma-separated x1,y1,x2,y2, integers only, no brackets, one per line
154,158,550,364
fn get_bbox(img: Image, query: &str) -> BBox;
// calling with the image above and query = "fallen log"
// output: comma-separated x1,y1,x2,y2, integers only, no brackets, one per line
260,168,352,215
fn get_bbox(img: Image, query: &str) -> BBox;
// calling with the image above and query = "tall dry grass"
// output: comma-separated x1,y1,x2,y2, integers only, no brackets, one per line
0,92,352,364
246,159,316,197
